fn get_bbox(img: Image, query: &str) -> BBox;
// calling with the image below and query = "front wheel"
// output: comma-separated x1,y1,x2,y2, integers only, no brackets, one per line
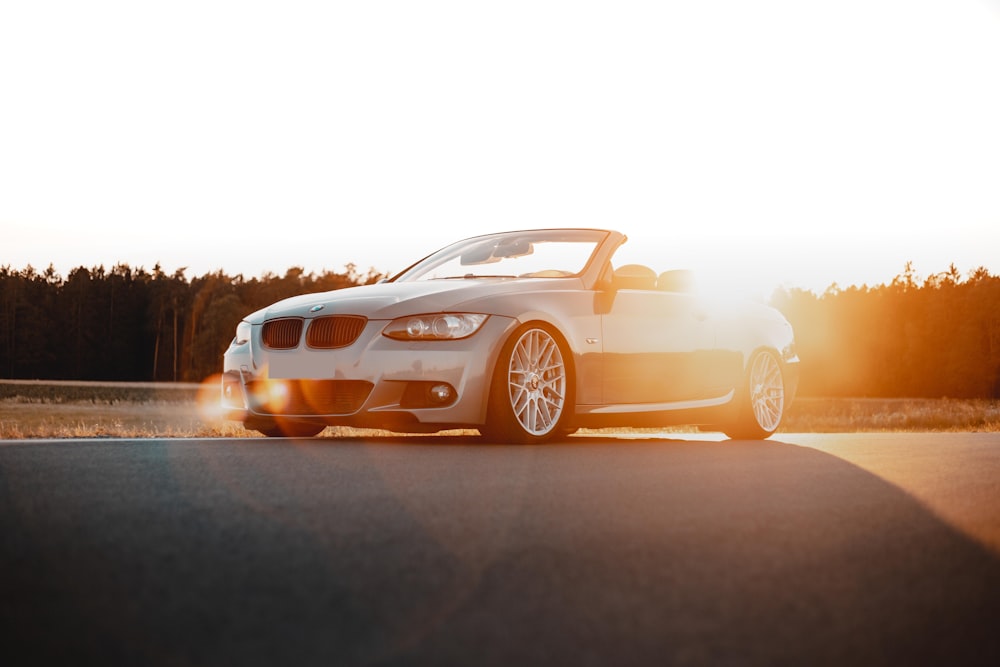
483,325,572,444
250,419,326,438
723,350,785,440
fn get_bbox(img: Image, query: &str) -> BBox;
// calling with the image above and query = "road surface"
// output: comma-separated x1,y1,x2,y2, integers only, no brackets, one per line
2,433,999,666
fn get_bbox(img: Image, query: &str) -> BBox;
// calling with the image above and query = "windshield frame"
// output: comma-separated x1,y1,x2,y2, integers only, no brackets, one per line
389,229,612,283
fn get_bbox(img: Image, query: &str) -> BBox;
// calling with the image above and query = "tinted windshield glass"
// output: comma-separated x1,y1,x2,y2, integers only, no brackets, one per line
392,229,608,282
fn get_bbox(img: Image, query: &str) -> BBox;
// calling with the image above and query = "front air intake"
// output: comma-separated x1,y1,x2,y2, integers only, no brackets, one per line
246,380,373,415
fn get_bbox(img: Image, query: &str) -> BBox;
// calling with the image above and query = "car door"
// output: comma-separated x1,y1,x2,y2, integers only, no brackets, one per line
599,287,716,404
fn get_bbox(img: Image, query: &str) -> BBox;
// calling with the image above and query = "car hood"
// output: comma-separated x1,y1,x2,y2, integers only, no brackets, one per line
244,278,572,323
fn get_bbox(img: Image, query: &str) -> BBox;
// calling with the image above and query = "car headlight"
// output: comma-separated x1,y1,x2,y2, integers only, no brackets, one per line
233,321,252,346
383,313,489,341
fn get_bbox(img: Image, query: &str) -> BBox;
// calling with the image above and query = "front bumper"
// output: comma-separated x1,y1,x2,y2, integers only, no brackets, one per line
221,315,517,431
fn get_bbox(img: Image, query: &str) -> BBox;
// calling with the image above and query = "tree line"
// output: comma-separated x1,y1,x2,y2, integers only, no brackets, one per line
0,263,382,383
772,264,1000,398
1,261,998,397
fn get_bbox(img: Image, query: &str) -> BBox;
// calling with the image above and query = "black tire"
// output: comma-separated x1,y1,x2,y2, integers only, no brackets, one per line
723,349,785,440
483,324,573,444
252,419,326,438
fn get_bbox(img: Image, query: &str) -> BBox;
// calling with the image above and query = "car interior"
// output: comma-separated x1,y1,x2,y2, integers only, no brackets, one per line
613,264,695,293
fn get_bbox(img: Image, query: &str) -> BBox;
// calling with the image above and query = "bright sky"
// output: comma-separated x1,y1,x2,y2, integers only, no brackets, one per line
2,0,999,294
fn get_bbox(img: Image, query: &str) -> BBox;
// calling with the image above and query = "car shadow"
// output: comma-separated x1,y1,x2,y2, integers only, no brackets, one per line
284,432,1000,665
306,430,715,447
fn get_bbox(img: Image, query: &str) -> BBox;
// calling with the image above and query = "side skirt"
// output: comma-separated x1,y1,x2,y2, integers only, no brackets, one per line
572,391,736,430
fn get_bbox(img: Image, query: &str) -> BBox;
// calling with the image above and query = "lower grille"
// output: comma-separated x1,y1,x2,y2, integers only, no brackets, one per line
246,380,373,416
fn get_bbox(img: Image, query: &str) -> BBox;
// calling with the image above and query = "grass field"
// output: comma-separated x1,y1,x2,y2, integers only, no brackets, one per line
1,380,998,439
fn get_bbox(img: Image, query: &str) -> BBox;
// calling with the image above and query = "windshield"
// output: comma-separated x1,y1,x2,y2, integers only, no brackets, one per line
391,229,609,282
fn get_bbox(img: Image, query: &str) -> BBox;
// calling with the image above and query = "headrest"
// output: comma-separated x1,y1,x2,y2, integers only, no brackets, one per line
613,264,657,290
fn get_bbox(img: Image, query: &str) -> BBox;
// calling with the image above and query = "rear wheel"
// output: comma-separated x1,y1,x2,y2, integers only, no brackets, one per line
723,350,785,440
483,324,572,444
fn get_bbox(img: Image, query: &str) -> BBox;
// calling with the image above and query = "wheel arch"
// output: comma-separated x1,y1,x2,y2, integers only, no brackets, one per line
476,313,580,423
741,341,798,409
506,308,590,358
482,318,578,440
504,315,578,391
723,346,788,439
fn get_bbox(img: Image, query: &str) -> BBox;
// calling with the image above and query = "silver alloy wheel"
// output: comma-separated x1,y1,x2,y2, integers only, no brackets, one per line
506,328,567,436
749,351,784,432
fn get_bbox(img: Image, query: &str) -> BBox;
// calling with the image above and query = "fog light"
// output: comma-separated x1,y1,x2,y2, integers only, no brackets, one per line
429,384,454,404
400,382,457,408
221,377,244,409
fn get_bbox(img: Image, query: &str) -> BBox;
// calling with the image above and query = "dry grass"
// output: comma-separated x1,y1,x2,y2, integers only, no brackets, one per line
0,400,440,440
0,401,241,439
1,381,998,439
783,397,1000,433
0,379,237,439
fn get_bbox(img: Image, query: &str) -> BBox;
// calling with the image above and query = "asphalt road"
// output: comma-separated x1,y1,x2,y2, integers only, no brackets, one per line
2,433,999,666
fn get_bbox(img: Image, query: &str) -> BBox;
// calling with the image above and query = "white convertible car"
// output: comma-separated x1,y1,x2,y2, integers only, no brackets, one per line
221,228,799,442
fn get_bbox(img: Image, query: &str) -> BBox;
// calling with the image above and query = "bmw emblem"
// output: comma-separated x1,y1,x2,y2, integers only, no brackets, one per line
310,304,325,313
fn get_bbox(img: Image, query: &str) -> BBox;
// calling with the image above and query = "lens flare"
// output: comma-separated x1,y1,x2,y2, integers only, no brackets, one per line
261,381,291,413
197,374,227,425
